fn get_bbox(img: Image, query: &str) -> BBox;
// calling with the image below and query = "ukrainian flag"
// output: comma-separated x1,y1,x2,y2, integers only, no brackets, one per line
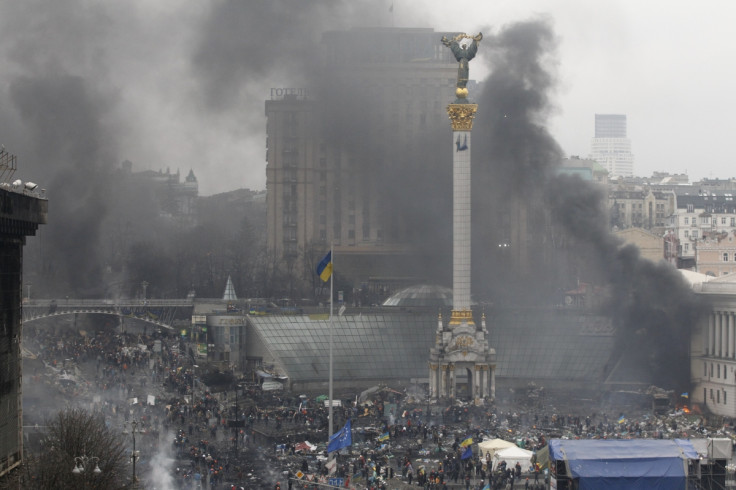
316,251,333,282
460,437,473,448
378,432,389,442
617,415,626,424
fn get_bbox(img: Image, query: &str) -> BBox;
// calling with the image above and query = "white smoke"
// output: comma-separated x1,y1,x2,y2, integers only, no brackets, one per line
147,431,176,490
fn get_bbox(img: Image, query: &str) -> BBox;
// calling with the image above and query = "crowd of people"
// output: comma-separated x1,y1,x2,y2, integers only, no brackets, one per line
19,321,735,489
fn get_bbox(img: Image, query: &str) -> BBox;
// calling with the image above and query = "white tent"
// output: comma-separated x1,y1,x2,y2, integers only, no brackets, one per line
478,438,516,461
492,445,534,472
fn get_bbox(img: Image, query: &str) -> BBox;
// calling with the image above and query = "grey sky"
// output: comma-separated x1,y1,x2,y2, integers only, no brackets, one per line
1,0,733,195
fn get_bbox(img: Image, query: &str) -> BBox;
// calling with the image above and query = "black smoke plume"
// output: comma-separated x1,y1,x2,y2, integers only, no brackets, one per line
0,0,704,389
470,20,704,391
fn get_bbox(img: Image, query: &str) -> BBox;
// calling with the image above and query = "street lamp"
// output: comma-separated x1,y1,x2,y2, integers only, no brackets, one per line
72,455,102,475
124,420,140,482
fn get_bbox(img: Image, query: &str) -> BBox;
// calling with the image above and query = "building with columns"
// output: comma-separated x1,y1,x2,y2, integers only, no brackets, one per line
691,275,736,416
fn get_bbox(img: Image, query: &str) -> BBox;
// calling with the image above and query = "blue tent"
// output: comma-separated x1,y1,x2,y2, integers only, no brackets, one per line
548,439,698,490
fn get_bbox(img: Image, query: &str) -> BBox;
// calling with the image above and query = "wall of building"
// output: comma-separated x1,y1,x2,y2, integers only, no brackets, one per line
691,282,736,417
0,187,46,478
205,314,246,371
697,234,736,277
613,228,664,263
265,28,458,290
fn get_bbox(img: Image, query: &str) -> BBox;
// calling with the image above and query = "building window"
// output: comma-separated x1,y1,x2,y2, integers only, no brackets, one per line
724,253,729,262
704,388,707,403
704,362,708,376
319,171,326,181
348,229,355,239
718,364,721,377
718,390,721,403
688,204,694,212
684,243,689,253
731,217,735,227
723,217,728,225
725,391,728,404
684,230,689,237
319,229,327,242
685,217,689,225
703,217,710,225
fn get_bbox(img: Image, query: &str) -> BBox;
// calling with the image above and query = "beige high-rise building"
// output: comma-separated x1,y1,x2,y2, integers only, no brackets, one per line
265,27,459,297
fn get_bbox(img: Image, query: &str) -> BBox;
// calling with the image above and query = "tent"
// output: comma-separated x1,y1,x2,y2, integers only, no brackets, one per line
478,438,516,461
548,439,698,490
492,446,534,472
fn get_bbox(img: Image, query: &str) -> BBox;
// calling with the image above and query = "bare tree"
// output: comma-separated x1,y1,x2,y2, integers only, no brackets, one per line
28,408,129,489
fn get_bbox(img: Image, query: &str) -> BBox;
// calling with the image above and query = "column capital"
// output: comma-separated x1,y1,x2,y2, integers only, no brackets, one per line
447,104,478,131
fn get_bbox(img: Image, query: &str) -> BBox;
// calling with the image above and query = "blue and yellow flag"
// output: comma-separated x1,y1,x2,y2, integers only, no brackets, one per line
460,436,473,448
316,251,333,282
378,432,390,442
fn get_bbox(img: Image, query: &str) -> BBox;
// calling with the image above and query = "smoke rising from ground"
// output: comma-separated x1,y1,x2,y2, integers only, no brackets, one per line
0,1,704,389
469,20,704,390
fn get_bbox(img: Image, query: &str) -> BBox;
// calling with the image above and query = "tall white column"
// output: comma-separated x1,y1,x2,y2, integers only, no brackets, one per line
452,130,472,311
447,103,477,325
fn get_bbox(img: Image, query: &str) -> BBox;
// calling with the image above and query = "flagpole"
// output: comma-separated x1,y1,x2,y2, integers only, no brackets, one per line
328,242,334,441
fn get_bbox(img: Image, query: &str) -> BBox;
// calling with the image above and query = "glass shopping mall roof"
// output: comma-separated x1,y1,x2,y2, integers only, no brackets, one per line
248,311,437,383
486,308,615,381
247,308,616,384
